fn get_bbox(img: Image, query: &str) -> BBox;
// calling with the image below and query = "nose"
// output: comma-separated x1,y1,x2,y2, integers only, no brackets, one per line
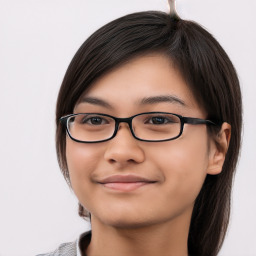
104,123,145,166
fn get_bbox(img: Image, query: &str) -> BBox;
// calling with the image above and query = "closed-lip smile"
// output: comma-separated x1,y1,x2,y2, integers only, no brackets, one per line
97,174,157,192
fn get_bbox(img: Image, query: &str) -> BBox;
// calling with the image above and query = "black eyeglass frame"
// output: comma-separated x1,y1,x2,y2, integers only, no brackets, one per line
60,112,219,143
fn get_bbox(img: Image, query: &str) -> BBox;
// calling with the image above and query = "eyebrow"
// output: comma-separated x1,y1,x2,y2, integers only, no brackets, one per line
139,95,186,107
78,94,186,109
79,97,113,109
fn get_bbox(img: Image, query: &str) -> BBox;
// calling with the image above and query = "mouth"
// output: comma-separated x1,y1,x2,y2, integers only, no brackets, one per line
97,174,157,192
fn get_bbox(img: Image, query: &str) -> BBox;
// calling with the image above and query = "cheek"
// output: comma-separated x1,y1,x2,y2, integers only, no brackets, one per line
148,131,209,202
66,139,102,193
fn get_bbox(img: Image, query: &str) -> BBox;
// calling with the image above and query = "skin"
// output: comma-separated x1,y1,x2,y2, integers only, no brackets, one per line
66,54,230,256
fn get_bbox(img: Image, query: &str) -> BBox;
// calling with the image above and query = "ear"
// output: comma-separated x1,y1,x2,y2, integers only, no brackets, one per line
206,122,231,175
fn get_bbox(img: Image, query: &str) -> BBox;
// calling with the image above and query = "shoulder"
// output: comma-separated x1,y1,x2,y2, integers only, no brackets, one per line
36,241,77,256
36,230,91,256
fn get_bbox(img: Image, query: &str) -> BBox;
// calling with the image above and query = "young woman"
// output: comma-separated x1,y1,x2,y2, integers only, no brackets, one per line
39,10,242,256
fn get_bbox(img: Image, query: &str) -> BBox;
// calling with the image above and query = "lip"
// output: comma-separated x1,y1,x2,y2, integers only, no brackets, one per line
98,174,156,183
97,175,157,192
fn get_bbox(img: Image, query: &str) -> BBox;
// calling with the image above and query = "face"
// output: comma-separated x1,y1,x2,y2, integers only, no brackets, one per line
66,54,215,229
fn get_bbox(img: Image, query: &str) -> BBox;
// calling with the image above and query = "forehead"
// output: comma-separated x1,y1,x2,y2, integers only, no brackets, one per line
75,54,204,116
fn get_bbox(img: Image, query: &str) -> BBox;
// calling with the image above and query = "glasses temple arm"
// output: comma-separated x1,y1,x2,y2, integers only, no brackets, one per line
183,117,219,126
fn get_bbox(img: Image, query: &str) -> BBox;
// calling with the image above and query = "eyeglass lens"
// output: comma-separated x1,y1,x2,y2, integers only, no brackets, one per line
67,113,181,142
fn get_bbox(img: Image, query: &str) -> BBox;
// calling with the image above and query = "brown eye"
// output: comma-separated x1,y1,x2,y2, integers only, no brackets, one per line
151,117,166,124
81,116,108,125
146,115,177,125
89,117,104,125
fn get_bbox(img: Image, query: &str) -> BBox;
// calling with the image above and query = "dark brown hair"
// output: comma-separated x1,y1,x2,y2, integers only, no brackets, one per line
56,11,242,256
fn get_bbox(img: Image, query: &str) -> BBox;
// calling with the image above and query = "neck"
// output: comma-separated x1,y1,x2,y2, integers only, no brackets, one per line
85,211,191,256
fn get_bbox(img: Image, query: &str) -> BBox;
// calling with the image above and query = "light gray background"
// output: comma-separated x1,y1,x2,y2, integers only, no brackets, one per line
0,0,255,255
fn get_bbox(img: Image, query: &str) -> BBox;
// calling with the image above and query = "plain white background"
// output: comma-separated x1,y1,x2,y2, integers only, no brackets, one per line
0,0,255,255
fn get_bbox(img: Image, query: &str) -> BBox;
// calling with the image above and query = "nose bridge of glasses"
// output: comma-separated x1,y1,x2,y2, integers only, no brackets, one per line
115,116,133,132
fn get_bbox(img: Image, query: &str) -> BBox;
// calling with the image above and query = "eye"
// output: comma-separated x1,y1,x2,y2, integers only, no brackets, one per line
147,116,176,125
150,116,167,124
81,116,108,125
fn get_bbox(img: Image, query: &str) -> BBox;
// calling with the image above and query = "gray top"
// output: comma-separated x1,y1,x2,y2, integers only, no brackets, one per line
36,230,91,256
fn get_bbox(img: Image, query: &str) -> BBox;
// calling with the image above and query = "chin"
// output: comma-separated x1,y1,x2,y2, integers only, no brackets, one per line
102,217,155,230
92,207,158,229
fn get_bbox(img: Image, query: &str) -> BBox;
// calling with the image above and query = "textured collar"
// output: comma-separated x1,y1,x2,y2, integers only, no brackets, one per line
77,230,92,256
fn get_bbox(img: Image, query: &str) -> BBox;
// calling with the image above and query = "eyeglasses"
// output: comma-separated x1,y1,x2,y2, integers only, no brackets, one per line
60,112,218,143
